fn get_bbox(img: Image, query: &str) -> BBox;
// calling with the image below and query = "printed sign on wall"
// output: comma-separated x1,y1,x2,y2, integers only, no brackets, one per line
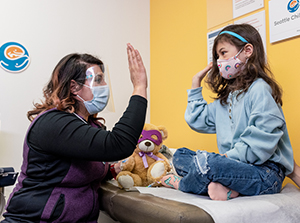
269,0,300,43
233,0,264,18
0,42,30,73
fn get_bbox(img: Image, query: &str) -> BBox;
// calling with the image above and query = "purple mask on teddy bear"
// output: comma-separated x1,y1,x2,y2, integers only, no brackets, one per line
138,130,162,146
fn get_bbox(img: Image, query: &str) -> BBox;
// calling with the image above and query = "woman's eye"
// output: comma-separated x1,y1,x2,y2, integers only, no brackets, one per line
95,75,103,84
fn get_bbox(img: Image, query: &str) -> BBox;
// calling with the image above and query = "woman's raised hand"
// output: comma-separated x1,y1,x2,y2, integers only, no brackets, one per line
127,43,148,99
191,62,213,89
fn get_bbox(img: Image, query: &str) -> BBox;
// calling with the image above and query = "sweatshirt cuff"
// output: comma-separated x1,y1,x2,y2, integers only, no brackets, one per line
225,149,240,161
187,87,203,101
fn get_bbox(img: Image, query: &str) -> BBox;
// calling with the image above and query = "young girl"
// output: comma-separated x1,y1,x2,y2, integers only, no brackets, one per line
161,24,299,200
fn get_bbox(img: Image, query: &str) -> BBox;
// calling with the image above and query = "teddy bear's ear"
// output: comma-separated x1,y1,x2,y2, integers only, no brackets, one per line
157,126,168,140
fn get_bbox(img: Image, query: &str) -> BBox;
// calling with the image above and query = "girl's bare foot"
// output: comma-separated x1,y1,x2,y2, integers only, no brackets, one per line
160,174,181,190
208,182,239,201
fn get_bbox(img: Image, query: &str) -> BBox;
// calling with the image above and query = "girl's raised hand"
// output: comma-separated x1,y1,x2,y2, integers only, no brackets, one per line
127,43,148,99
191,62,213,89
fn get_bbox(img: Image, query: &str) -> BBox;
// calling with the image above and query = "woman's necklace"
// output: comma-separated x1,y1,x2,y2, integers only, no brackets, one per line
73,112,88,124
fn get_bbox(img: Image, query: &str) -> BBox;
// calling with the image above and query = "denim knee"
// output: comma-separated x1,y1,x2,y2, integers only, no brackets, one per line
173,147,195,177
194,150,210,176
178,150,212,194
173,147,196,158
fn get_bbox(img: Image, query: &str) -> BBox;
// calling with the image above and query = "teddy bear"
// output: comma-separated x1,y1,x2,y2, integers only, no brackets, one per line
115,123,171,189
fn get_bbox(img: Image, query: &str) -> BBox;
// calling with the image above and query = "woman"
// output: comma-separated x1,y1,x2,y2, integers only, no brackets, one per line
1,43,147,222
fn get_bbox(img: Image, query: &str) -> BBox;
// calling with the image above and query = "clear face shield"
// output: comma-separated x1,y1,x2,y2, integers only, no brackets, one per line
85,65,106,87
82,65,115,114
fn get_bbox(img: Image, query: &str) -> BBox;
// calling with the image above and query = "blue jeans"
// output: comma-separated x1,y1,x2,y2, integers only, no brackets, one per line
173,147,285,196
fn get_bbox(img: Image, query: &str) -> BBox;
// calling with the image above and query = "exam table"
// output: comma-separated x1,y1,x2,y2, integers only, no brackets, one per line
99,181,214,223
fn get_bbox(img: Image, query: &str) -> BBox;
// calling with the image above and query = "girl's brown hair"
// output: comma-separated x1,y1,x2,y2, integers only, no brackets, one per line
207,24,282,106
27,53,105,124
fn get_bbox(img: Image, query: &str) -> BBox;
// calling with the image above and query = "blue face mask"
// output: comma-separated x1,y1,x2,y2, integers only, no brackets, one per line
77,85,110,115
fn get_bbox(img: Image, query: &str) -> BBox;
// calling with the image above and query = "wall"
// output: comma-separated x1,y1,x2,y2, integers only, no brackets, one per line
0,0,150,196
150,0,217,150
150,0,300,187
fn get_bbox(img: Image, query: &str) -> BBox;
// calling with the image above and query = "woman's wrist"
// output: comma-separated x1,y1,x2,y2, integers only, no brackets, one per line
132,86,147,99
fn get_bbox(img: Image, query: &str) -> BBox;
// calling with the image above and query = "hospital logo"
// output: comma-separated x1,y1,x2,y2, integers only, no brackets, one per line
0,42,30,73
287,0,299,13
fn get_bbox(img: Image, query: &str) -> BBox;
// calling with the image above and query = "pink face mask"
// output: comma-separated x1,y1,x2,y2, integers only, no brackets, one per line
217,48,245,79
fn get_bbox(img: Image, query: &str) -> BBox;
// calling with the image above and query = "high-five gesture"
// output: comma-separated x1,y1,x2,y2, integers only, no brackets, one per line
127,43,148,99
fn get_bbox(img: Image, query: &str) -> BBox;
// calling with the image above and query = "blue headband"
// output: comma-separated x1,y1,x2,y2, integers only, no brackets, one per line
219,31,248,43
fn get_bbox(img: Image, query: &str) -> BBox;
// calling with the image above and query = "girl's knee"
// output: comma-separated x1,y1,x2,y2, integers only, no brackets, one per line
173,147,195,177
194,150,210,175
173,147,195,163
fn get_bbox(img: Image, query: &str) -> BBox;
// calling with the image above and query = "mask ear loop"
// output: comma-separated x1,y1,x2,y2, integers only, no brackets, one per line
234,47,245,59
237,43,252,66
75,82,93,103
239,46,250,73
76,94,85,102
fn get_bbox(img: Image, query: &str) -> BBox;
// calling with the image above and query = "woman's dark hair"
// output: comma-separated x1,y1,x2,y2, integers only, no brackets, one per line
207,23,282,106
27,53,106,124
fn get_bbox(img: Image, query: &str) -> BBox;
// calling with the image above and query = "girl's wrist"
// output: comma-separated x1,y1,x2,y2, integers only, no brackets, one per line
191,77,202,89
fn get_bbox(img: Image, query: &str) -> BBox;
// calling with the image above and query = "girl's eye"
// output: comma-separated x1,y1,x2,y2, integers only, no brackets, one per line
216,51,226,58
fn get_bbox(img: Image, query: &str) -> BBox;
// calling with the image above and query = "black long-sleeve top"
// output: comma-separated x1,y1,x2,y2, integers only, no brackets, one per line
2,95,147,223
28,95,147,161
